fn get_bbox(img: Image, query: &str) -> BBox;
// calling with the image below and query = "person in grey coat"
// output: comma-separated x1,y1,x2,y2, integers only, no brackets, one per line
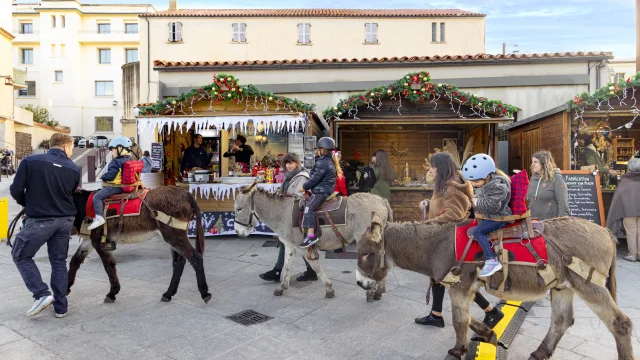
259,153,319,282
527,150,570,220
607,156,640,262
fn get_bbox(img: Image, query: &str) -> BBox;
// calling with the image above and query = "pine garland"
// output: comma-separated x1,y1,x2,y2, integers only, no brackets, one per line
137,73,315,116
322,71,518,120
568,71,640,111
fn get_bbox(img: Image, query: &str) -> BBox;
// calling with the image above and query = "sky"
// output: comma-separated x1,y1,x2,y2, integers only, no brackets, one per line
42,0,638,58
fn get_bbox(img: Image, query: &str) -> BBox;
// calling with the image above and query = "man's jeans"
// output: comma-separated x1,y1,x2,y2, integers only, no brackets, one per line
12,217,74,314
472,219,507,261
93,186,123,217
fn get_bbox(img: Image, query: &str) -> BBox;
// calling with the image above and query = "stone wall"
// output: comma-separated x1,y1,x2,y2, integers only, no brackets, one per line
15,132,32,159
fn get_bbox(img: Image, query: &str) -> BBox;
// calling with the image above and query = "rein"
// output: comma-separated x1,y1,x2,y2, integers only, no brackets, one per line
5,208,26,248
234,190,260,228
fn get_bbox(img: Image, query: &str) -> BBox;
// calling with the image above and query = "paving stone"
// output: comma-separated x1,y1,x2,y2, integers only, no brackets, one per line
0,338,57,360
0,325,23,346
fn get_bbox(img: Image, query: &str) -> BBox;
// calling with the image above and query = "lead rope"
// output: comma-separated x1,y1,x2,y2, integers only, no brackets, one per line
425,278,434,305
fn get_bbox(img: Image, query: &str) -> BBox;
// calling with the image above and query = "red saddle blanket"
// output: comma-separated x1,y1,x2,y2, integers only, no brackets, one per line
87,190,149,220
455,219,548,264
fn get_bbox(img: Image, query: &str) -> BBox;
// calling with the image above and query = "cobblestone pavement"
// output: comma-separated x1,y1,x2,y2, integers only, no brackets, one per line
1,186,639,359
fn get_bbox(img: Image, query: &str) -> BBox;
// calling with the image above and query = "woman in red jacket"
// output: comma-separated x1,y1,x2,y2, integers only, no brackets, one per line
333,150,348,196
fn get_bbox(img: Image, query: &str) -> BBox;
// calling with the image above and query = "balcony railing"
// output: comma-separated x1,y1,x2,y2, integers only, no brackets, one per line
13,68,26,88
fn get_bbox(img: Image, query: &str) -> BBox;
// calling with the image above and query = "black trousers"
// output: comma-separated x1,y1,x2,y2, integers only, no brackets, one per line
431,282,490,313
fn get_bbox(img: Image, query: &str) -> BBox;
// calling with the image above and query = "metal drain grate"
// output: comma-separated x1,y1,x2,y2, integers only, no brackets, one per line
262,240,279,247
226,310,272,326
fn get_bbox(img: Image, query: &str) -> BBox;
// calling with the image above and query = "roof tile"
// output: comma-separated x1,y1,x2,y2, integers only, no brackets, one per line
141,8,485,18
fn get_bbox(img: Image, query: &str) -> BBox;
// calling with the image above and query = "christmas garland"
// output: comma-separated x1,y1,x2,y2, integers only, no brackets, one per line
568,71,640,112
322,71,518,121
137,73,315,116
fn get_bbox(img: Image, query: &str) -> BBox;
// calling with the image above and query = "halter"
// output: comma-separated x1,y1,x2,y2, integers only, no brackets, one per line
234,190,260,229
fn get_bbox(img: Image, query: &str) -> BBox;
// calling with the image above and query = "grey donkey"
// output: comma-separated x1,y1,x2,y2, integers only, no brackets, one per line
234,182,393,299
356,216,634,360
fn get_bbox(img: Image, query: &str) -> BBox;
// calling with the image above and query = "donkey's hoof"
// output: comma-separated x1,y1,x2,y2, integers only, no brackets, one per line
366,293,374,302
488,332,498,346
104,295,116,303
325,290,335,298
161,296,171,302
444,354,461,360
274,289,284,296
202,294,212,304
373,293,382,301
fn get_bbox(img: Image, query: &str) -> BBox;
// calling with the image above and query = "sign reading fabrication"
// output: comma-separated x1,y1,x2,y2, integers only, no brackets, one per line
561,170,605,226
151,142,163,171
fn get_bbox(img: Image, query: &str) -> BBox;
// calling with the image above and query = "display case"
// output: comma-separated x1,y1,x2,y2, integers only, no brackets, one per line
613,137,635,165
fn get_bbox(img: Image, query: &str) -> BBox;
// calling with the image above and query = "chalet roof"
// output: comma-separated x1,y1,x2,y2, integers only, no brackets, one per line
141,8,484,18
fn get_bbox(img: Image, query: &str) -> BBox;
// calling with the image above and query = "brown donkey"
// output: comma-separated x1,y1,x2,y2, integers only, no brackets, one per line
356,216,634,360
66,187,211,304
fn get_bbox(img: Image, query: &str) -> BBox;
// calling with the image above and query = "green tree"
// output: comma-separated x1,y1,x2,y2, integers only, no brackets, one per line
19,104,59,127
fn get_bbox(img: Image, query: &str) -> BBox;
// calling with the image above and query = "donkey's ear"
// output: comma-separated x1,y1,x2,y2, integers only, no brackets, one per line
370,212,384,243
241,182,258,194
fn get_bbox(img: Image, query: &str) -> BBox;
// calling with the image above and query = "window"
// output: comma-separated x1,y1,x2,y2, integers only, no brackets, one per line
125,23,138,34
95,117,114,132
51,44,56,57
98,23,111,34
98,49,111,64
232,23,246,43
21,48,33,64
168,22,182,42
51,15,56,28
365,23,378,44
615,73,626,83
440,23,445,42
126,49,138,63
61,15,65,28
297,23,311,44
431,22,437,42
55,71,63,82
18,81,36,96
20,23,33,34
60,44,66,57
95,81,114,96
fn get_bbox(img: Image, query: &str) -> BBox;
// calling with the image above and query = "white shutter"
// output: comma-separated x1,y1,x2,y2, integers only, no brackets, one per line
305,23,310,43
175,22,182,41
297,23,304,43
232,23,238,42
372,23,378,43
168,22,173,41
240,23,246,42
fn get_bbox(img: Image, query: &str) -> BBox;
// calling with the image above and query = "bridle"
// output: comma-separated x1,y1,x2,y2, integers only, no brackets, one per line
234,190,260,229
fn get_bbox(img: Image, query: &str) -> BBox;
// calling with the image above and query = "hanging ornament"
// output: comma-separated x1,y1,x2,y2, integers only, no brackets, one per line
625,122,633,129
387,89,392,95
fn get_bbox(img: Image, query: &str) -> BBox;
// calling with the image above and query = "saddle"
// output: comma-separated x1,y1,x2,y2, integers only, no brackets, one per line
292,192,349,254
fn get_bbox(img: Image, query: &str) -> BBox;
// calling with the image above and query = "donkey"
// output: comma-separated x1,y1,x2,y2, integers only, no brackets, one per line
233,182,393,299
65,187,211,304
356,217,634,360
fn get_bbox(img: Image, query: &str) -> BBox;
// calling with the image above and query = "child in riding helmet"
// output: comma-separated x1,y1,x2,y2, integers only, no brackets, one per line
461,154,512,278
299,137,340,249
87,136,133,231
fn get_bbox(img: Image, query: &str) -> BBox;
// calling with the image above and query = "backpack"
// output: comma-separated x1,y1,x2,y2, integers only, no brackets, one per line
121,160,144,193
358,166,377,192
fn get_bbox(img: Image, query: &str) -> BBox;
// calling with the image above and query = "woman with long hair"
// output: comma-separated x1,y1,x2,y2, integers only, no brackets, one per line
333,150,348,196
607,156,640,262
527,150,569,220
370,149,396,200
415,152,504,329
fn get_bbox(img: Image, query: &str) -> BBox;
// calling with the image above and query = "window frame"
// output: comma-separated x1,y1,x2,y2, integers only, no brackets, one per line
18,81,36,97
51,15,56,28
54,70,63,83
232,22,247,43
168,22,183,42
95,116,114,132
98,48,111,64
20,23,33,34
61,15,65,28
365,22,378,44
440,22,445,43
125,23,139,34
95,81,114,97
125,49,138,63
97,23,111,34
431,22,437,42
297,23,311,45
21,48,34,64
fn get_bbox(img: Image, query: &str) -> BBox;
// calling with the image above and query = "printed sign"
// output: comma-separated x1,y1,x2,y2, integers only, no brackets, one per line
151,142,163,171
561,170,605,226
188,211,275,237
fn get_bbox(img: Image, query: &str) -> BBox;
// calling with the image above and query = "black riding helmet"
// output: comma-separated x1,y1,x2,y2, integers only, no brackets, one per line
316,137,335,150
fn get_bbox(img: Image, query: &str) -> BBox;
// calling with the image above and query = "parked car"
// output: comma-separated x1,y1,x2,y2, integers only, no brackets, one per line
72,136,84,147
78,136,109,148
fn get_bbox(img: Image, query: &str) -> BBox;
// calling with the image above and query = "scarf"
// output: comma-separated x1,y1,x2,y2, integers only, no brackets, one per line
280,166,303,193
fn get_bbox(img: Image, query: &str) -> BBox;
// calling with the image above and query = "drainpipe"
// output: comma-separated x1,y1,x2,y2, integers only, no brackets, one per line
637,0,640,73
145,17,151,102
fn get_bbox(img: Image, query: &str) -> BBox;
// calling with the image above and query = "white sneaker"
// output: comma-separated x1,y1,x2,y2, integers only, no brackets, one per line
87,216,106,231
54,312,67,318
26,295,54,317
479,259,503,278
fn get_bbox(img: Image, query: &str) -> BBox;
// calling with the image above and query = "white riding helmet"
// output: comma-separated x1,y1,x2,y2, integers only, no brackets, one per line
108,136,132,150
461,153,496,181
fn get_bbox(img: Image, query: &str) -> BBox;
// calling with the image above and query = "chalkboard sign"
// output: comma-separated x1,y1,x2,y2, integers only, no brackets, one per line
561,170,605,225
151,142,163,171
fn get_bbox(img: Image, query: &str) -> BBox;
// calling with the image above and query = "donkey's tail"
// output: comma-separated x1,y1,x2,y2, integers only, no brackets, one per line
385,199,394,223
188,193,205,255
606,232,618,303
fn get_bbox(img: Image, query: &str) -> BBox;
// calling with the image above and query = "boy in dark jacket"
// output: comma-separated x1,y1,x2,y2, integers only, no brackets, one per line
88,136,133,231
300,137,338,248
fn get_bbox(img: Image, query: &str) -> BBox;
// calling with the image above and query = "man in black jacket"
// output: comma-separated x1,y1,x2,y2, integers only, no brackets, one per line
180,133,209,172
10,133,80,318
223,134,254,165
